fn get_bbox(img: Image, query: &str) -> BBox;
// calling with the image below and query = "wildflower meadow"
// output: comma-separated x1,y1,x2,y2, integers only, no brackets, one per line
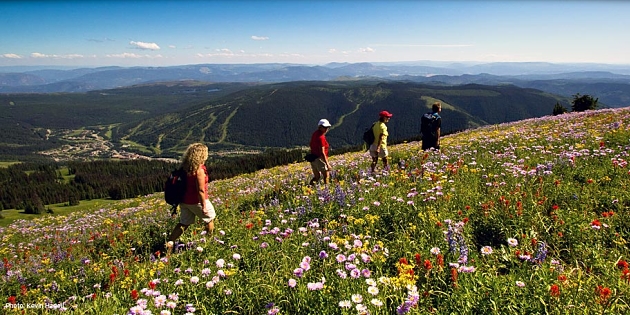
2,107,629,314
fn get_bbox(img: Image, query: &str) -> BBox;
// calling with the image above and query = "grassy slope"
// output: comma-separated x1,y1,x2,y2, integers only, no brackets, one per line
1,108,628,314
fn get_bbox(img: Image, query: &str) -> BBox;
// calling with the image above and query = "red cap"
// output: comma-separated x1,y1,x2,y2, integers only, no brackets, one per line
379,110,393,118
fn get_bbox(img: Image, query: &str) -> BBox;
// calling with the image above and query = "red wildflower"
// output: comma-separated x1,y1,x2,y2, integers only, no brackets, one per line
130,289,139,300
557,275,567,282
450,268,458,285
20,285,27,295
414,254,422,266
552,204,559,211
437,254,444,267
462,217,469,224
424,259,432,270
595,285,611,303
550,284,560,297
531,238,537,246
245,222,254,229
591,219,601,227
111,266,118,276
109,273,116,283
8,295,17,304
148,281,157,290
398,257,409,265
617,260,629,270
465,205,470,210
124,269,130,277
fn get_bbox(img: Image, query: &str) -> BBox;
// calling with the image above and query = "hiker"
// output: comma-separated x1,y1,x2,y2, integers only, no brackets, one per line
421,102,442,151
166,143,216,253
370,110,393,173
309,119,332,185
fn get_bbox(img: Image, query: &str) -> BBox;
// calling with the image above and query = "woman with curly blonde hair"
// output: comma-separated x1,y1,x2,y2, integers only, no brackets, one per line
166,143,216,253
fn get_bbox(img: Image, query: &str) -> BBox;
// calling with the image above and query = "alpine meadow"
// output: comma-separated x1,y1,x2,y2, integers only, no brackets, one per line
1,107,629,314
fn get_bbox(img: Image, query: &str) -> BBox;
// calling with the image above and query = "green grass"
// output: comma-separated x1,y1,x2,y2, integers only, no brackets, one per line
1,108,629,315
0,161,20,168
0,199,118,227
119,139,154,154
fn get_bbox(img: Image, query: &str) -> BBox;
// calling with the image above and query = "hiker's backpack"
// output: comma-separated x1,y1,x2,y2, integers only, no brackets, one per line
362,123,376,147
421,113,439,138
164,168,187,212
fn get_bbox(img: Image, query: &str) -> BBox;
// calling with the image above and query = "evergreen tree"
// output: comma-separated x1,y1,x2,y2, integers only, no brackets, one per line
552,102,568,115
68,193,80,206
571,94,598,112
31,193,45,214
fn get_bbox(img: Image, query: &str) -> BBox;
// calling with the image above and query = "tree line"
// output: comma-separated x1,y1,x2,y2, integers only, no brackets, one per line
553,94,599,115
0,148,306,213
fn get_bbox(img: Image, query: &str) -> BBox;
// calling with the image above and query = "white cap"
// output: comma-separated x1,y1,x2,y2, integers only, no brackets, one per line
318,119,331,127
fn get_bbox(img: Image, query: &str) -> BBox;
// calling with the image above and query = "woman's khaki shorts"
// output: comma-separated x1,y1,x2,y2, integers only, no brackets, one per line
310,158,329,173
369,144,388,158
179,199,216,225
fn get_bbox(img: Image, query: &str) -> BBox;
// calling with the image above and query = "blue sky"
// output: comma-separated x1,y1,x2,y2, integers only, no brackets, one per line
1,0,629,67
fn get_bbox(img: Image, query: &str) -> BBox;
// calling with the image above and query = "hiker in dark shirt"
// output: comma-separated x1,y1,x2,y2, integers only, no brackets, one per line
421,102,442,151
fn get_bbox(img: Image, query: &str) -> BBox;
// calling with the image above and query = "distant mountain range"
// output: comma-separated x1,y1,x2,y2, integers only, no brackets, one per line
2,61,630,107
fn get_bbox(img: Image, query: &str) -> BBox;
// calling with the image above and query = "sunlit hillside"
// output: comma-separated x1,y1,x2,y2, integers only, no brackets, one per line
1,107,629,314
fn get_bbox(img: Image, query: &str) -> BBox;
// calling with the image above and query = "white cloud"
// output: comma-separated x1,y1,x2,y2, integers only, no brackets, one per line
358,47,375,53
251,35,269,41
106,53,144,59
31,52,49,58
370,44,473,48
216,48,234,55
168,45,176,49
129,41,161,50
105,53,165,60
1,53,22,59
30,52,84,59
278,53,305,58
328,49,337,53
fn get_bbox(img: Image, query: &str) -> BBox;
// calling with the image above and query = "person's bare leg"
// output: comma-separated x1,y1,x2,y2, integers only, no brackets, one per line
205,220,215,235
166,223,188,255
309,165,321,186
371,156,378,173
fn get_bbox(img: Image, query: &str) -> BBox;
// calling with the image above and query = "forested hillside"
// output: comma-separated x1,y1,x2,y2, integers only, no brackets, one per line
115,81,567,156
0,148,306,211
1,80,568,162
